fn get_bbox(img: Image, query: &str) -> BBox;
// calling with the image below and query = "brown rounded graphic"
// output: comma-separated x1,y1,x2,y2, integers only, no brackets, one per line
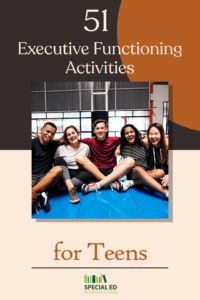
117,0,200,132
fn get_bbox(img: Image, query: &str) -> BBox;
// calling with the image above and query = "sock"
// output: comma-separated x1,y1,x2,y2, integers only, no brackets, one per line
41,191,47,205
96,182,101,189
123,180,134,186
129,180,134,186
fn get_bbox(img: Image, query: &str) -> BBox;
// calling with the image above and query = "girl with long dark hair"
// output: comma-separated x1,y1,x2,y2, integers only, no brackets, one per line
115,124,169,198
147,123,169,187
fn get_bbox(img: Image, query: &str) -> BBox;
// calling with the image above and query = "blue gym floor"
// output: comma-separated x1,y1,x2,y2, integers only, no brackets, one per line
32,186,168,219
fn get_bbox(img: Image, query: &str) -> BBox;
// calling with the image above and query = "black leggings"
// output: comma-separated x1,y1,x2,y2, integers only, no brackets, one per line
54,157,93,188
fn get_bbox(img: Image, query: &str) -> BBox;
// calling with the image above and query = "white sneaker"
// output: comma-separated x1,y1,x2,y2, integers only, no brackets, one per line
81,182,101,194
120,180,134,191
111,181,122,191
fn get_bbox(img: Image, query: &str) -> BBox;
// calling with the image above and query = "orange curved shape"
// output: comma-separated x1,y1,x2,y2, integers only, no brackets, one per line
117,0,200,131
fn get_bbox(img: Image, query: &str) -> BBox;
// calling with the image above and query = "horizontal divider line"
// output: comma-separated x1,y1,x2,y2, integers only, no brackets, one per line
32,267,168,269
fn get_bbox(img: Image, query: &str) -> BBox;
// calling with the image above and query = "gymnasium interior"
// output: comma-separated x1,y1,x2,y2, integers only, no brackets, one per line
31,81,169,219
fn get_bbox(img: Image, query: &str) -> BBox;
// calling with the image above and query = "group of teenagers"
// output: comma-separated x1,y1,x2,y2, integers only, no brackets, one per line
32,119,169,212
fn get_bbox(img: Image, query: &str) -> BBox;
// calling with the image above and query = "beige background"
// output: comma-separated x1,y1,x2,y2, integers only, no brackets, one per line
1,150,199,299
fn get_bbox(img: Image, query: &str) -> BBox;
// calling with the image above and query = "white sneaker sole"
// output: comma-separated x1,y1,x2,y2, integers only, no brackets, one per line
69,198,80,204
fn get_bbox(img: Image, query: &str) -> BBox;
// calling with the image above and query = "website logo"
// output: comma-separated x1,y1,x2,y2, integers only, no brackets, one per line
84,274,107,284
84,274,117,295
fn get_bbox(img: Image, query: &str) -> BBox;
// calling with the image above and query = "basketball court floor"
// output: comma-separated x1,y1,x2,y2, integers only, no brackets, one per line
32,186,168,219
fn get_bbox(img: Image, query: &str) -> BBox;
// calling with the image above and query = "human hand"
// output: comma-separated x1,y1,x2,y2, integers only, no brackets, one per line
32,131,40,138
115,148,120,157
161,174,169,187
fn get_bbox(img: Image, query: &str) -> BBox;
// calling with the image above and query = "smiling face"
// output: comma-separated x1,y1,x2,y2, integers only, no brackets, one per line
40,124,56,145
124,126,136,145
148,126,161,147
66,127,79,146
93,122,108,141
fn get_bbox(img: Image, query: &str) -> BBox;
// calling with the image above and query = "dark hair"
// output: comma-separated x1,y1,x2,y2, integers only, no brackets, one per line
147,123,168,164
43,122,57,130
93,119,108,128
61,125,80,145
120,124,142,148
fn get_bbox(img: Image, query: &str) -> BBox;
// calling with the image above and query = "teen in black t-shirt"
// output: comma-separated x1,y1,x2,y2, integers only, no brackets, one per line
32,122,63,210
32,138,58,176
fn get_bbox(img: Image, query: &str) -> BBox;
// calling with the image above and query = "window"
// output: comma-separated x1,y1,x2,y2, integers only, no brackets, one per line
31,112,92,139
108,111,150,136
163,102,168,135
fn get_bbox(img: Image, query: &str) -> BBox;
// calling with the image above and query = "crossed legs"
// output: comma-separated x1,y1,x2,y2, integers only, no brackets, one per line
76,154,105,181
33,166,63,193
129,167,168,196
54,157,93,191
76,154,135,188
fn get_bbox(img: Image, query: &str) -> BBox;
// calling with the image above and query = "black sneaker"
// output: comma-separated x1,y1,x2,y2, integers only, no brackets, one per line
69,187,80,204
33,198,42,214
40,191,51,212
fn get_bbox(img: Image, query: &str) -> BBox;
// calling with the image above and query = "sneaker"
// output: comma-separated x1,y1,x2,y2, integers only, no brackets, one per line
120,180,134,191
111,181,122,191
40,191,51,212
69,187,80,204
33,198,42,214
81,182,101,194
112,180,133,192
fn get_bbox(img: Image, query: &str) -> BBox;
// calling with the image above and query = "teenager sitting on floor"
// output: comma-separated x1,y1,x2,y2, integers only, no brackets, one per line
53,125,94,203
32,122,62,212
114,124,168,198
73,119,136,193
147,123,169,188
